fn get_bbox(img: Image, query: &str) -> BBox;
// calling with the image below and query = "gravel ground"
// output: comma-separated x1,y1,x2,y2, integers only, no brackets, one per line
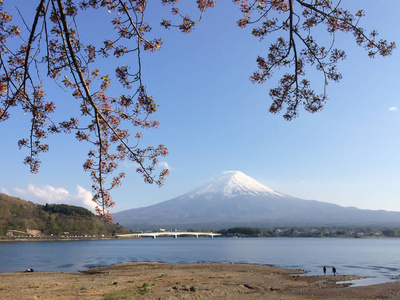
1,262,399,299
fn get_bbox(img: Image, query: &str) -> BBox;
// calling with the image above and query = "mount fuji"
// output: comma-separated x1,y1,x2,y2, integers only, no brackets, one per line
114,171,400,230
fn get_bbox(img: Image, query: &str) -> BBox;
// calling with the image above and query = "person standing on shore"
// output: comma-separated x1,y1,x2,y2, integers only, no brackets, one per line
323,266,326,275
332,266,336,276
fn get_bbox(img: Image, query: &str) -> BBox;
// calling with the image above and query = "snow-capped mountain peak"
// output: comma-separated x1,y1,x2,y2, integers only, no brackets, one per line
113,170,400,230
192,171,283,198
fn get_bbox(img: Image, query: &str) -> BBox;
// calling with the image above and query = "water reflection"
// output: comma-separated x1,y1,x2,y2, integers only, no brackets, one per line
0,237,399,286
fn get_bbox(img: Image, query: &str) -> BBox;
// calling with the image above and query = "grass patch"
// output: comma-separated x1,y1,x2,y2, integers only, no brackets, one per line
138,283,150,295
104,288,132,300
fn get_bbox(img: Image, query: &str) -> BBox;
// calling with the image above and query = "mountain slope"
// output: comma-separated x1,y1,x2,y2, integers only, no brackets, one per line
114,171,400,230
0,193,130,236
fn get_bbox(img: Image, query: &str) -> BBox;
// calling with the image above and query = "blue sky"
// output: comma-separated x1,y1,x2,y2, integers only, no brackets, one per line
1,1,400,214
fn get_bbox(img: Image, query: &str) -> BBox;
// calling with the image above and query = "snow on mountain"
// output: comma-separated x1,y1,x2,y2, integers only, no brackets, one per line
113,171,400,230
190,171,284,198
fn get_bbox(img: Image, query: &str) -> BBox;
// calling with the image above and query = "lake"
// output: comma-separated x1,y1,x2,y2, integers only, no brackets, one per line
1,237,399,287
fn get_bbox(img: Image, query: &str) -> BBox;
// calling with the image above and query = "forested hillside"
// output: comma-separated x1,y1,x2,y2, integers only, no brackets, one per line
0,193,130,237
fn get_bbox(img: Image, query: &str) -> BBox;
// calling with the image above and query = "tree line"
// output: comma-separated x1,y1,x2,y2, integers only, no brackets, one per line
217,226,400,238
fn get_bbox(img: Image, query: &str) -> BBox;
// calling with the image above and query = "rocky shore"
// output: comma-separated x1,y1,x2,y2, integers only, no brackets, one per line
1,262,400,299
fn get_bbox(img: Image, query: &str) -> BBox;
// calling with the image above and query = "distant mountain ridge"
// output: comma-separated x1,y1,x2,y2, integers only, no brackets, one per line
0,193,129,236
114,171,400,230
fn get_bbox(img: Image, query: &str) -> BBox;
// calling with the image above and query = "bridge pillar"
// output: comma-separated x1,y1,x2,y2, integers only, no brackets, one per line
196,235,198,238
153,235,156,239
174,235,177,239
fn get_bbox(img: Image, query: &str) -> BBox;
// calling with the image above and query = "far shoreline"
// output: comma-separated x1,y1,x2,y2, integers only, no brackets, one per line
2,235,400,242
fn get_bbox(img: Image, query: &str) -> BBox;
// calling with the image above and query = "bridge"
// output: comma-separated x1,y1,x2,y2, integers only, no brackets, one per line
116,231,221,239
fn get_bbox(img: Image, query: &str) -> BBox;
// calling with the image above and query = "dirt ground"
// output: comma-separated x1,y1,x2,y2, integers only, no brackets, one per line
1,262,400,299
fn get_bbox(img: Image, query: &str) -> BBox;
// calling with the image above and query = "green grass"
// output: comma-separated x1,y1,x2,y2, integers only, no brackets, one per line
138,283,150,295
104,288,132,300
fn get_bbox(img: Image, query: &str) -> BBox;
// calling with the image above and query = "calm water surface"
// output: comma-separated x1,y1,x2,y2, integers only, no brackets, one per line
1,237,399,287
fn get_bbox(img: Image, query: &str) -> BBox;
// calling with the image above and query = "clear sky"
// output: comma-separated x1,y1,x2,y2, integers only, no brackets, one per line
1,1,400,214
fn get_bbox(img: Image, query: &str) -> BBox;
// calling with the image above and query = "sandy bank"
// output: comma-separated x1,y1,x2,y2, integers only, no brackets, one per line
1,262,400,299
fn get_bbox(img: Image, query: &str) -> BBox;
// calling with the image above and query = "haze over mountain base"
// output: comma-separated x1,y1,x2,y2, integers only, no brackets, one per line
114,171,400,230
